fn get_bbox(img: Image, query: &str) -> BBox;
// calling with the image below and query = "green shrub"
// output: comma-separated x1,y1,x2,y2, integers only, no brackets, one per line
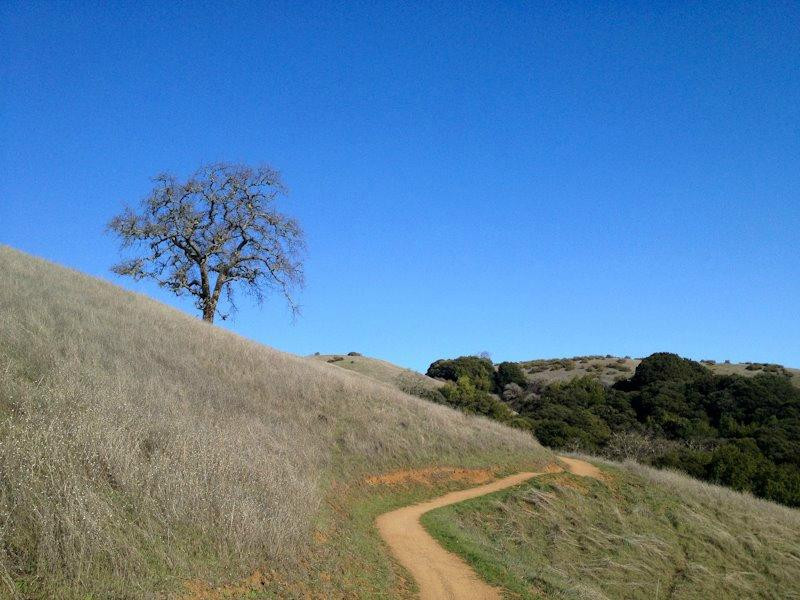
426,356,495,392
494,362,527,390
653,446,713,480
707,439,772,493
439,376,515,423
623,352,709,389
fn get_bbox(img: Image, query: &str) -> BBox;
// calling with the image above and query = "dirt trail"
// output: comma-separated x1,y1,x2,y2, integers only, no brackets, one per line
557,456,602,479
375,456,600,600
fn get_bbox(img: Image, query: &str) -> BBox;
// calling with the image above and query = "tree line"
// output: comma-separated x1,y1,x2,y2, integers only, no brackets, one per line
418,352,800,507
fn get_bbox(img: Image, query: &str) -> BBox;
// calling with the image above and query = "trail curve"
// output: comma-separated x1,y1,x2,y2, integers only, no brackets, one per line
375,456,600,600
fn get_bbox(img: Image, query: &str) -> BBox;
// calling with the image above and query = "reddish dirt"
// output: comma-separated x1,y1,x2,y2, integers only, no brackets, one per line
366,467,494,486
181,570,274,599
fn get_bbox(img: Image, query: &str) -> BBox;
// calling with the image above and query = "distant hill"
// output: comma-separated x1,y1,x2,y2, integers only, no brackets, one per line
519,355,800,387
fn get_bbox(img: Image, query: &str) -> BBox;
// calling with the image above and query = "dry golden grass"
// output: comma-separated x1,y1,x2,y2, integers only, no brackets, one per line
310,353,444,392
0,246,550,598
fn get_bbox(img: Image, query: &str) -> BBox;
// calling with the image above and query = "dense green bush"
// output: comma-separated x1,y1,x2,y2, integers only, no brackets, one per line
580,357,799,506
495,361,527,390
426,356,529,394
652,446,712,480
439,376,515,422
514,377,616,452
618,352,710,389
426,356,495,391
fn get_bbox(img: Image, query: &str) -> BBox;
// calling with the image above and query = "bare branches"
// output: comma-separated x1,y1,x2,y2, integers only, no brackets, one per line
108,163,305,323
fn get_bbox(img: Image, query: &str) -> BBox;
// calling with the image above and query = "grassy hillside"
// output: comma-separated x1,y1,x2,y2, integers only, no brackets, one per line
310,353,443,393
423,456,800,599
520,355,800,387
0,246,551,599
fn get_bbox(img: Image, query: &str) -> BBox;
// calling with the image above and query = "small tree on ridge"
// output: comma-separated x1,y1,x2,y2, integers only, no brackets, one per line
108,162,305,323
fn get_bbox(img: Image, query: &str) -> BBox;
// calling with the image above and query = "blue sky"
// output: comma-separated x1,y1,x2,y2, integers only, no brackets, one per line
2,1,799,371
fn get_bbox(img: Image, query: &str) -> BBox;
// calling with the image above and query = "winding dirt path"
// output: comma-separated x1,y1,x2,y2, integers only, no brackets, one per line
375,456,600,600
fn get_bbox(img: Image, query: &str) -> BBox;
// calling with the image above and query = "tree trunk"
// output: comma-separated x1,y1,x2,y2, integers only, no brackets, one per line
203,277,225,323
202,300,216,323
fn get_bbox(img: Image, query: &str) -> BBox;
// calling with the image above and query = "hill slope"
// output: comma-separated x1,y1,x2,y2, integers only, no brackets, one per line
0,246,551,598
310,353,443,393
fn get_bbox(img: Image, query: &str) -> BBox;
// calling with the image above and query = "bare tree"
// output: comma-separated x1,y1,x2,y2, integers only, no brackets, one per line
108,162,305,323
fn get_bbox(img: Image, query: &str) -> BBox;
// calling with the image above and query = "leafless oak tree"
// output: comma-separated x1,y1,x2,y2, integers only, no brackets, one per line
108,163,305,323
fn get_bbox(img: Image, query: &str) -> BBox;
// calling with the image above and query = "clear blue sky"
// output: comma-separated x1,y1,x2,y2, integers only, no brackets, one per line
2,1,799,371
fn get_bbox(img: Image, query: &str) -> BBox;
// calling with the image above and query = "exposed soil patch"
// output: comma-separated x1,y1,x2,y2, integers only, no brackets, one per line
181,570,274,599
366,467,494,486
558,456,603,479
